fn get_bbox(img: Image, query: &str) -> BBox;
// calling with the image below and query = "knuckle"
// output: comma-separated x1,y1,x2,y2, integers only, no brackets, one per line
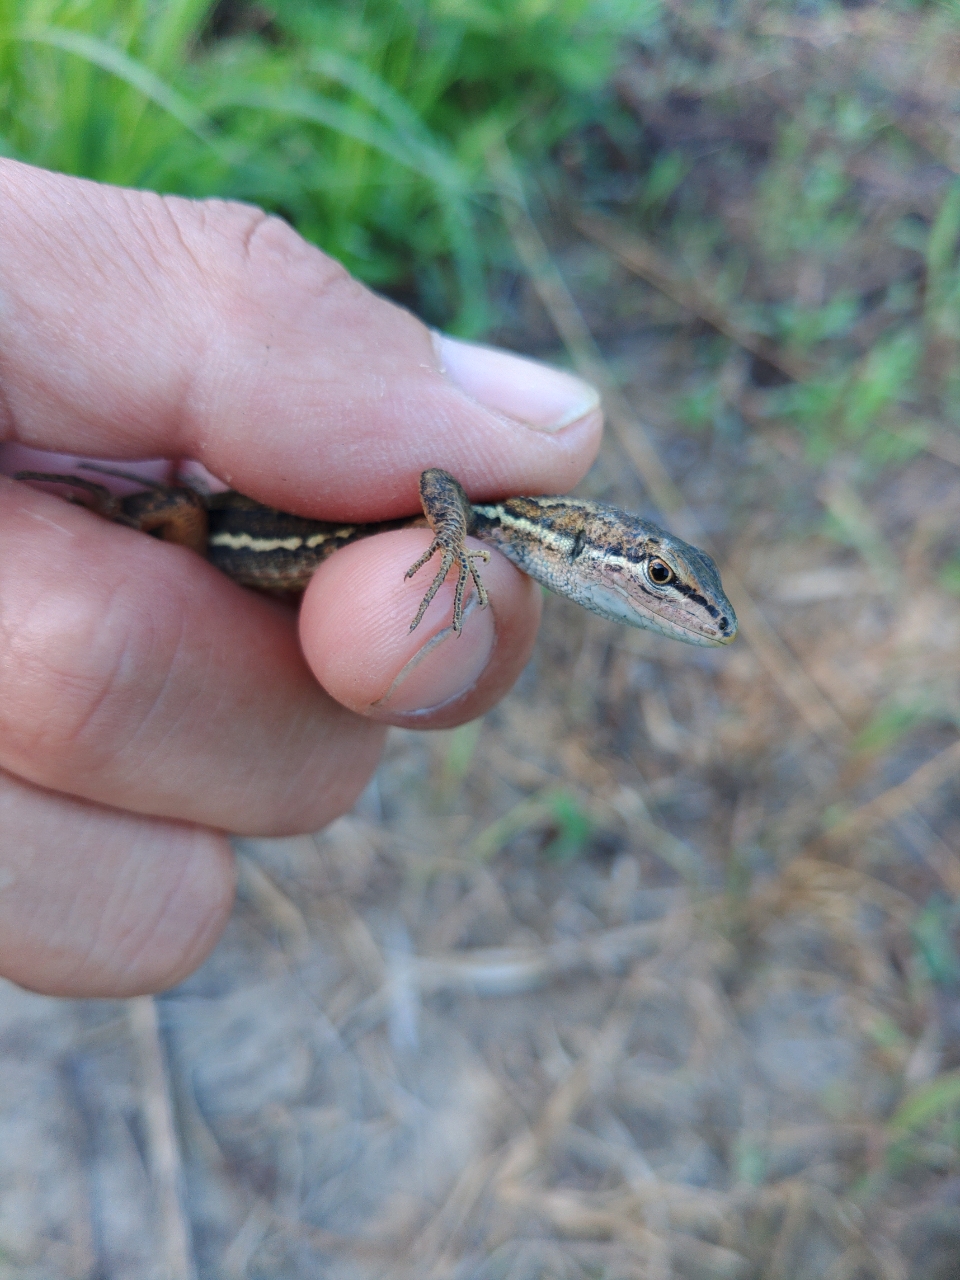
0,575,178,782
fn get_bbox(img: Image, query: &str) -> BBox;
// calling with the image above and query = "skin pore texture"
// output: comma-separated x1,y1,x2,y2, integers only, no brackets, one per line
0,159,603,997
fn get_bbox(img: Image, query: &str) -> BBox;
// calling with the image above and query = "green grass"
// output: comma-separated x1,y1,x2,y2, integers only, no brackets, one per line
0,0,660,331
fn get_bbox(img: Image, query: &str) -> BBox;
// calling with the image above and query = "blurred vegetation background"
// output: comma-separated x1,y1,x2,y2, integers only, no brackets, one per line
0,0,659,329
4,2,960,1277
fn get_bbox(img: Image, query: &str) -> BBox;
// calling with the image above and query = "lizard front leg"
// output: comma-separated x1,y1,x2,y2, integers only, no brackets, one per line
404,468,490,634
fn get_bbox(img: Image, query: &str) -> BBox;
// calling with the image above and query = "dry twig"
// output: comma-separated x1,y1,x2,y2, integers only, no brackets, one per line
575,210,814,383
127,996,197,1280
817,737,960,852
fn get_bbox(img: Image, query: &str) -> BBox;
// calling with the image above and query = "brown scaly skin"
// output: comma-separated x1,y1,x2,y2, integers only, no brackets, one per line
14,465,738,646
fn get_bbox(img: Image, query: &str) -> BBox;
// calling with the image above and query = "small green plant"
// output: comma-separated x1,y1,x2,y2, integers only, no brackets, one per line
884,895,960,1174
434,718,483,805
754,122,859,267
912,896,960,989
470,786,593,862
540,788,593,861
852,701,939,756
940,553,960,595
887,1068,960,1175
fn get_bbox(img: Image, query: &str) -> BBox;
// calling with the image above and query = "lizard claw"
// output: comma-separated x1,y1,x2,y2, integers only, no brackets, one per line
406,541,490,634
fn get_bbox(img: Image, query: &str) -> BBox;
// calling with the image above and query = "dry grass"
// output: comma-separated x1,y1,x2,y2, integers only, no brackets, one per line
3,6,960,1279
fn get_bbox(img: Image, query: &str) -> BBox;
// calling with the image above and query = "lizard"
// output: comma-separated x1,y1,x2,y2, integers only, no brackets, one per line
14,465,738,648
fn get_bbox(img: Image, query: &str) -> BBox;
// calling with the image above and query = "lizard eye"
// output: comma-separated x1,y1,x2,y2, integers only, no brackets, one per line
647,558,674,585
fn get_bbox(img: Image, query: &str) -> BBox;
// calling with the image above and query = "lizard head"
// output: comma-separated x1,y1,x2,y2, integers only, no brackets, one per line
471,496,738,648
579,514,739,647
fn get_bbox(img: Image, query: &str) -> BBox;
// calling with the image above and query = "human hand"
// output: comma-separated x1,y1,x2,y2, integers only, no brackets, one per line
0,159,602,996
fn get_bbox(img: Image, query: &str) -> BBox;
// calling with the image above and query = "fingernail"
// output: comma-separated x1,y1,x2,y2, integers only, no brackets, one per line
373,592,495,714
435,333,600,433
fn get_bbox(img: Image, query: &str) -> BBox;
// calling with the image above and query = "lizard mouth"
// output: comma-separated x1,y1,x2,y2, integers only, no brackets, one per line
598,577,738,647
666,619,736,648
665,611,739,647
